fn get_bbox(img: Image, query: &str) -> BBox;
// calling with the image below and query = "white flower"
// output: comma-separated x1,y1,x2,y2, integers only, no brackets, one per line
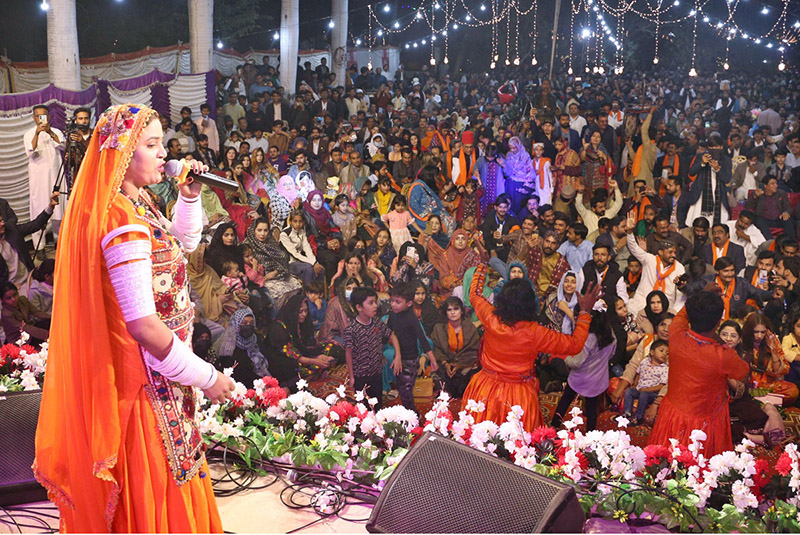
464,399,485,413
223,367,234,377
436,390,451,403
368,397,378,407
731,480,758,512
329,411,340,422
296,379,308,391
355,389,365,402
569,406,583,417
336,384,346,398
615,416,630,428
325,394,338,405
689,429,707,443
20,370,39,391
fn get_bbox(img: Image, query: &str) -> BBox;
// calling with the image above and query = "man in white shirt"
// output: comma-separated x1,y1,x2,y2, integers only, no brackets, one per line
23,105,64,254
626,211,685,316
194,103,220,153
607,100,625,129
786,139,800,169
568,103,586,135
727,210,765,269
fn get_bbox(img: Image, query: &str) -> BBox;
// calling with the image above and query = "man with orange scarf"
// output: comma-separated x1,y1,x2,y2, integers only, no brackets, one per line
451,130,478,187
679,257,771,320
702,223,746,275
34,104,233,532
626,210,685,316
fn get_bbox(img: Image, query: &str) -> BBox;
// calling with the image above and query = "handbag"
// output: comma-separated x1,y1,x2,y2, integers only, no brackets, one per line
413,358,434,401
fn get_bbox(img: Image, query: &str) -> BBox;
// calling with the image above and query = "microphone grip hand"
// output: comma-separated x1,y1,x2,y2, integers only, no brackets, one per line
177,160,208,199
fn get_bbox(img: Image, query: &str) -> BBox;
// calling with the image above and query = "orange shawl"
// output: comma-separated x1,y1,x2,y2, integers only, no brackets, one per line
653,256,677,293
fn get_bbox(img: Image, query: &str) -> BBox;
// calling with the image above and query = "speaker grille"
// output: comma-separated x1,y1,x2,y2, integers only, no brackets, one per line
368,433,581,533
0,390,44,504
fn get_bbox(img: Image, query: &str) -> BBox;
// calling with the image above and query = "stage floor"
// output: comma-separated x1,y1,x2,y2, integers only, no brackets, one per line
2,474,372,534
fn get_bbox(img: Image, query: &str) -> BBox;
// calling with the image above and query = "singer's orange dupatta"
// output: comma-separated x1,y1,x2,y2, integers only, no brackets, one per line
34,104,221,532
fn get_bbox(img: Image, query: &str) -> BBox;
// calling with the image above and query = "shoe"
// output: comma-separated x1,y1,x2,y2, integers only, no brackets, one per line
386,388,399,400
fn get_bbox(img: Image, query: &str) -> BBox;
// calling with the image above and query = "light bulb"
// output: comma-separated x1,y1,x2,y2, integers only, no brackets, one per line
273,31,280,40
377,30,383,37
585,67,590,73
493,54,499,61
723,62,729,70
367,61,373,70
383,4,390,12
466,15,472,21
404,43,410,49
434,2,441,8
444,56,449,64
599,66,605,74
328,20,335,28
430,57,436,65
505,59,510,65
779,62,786,71
514,57,520,65
567,67,573,75
490,61,496,69
413,42,418,48
40,0,49,10
393,21,400,29
216,41,223,49
452,23,459,30
653,57,659,64
356,39,362,45
480,4,486,11
431,35,436,41
689,67,697,77
592,66,598,73
532,57,538,65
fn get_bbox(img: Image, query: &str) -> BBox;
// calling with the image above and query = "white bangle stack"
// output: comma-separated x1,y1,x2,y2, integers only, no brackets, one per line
170,194,203,252
143,332,217,390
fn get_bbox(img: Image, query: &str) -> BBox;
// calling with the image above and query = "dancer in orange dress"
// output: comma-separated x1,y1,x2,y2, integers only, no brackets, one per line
34,104,234,532
648,290,749,457
460,263,601,431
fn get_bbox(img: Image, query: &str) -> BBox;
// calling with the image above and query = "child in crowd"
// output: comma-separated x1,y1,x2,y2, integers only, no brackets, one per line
344,287,400,410
623,257,643,298
456,178,483,225
623,339,669,425
305,281,328,332
387,282,438,411
242,245,265,287
382,195,423,254
551,308,617,431
221,260,246,292
332,193,357,242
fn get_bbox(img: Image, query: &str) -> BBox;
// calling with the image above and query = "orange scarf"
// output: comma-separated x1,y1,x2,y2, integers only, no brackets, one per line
447,322,464,353
716,276,735,320
534,157,551,188
610,110,623,123
662,154,680,176
627,271,641,286
653,256,677,293
455,149,477,186
712,241,729,266
635,197,652,222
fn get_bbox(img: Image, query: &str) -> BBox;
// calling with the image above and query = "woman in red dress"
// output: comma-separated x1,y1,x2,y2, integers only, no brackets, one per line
648,290,749,457
460,263,601,431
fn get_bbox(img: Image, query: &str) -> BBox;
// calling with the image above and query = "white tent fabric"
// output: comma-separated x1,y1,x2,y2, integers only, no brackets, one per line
107,85,153,109
1,46,362,93
168,74,209,126
0,113,39,223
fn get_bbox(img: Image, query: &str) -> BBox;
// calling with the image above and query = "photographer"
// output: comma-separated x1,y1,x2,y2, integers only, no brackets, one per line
23,104,64,256
65,107,91,193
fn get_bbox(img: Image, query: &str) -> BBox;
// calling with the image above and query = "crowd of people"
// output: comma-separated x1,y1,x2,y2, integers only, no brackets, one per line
21,59,800,458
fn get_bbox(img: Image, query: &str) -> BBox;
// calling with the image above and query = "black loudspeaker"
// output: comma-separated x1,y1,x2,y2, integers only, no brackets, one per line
367,432,585,533
0,390,47,506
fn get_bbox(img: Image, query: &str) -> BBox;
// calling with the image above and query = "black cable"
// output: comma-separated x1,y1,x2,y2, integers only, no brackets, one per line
0,505,57,533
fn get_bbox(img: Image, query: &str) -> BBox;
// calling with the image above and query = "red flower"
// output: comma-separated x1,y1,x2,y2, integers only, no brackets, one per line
777,452,794,477
262,376,280,389
752,459,771,488
259,387,286,407
20,345,36,355
1,344,20,362
245,389,257,399
675,444,697,467
328,401,359,423
644,444,672,467
531,426,558,444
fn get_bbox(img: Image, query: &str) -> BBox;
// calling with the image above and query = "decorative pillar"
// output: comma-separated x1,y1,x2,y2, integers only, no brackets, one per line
47,0,81,90
189,0,215,73
279,0,300,95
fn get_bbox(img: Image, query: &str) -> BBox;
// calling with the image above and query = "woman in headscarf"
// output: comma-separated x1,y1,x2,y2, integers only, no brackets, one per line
270,293,336,382
186,243,233,324
431,297,481,398
304,189,345,280
407,165,457,236
461,264,600,431
391,241,437,295
635,290,669,334
215,308,270,387
319,277,360,344
35,104,231,531
366,133,386,160
580,130,614,201
423,229,483,299
243,218,302,309
503,136,536,214
365,228,396,280
205,222,244,277
542,271,580,334
492,260,535,297
263,175,293,230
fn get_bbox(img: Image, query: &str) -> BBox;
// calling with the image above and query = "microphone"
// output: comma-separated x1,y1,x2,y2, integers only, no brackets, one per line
164,159,241,192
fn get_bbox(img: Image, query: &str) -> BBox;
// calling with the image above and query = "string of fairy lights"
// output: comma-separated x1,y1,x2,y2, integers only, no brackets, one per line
355,0,798,74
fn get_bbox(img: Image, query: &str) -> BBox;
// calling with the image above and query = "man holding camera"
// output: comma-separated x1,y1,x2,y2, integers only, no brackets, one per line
684,135,732,227
23,104,64,256
64,107,91,194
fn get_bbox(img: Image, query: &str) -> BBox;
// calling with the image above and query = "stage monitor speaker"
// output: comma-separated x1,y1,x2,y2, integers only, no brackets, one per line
367,432,584,533
0,390,47,506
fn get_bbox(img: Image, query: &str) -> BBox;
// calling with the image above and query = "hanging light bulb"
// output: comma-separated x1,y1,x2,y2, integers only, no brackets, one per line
653,57,659,64
585,67,590,73
513,57,520,65
40,0,49,10
328,20,335,28
430,57,436,65
689,67,697,77
505,59,511,65
405,43,410,49
216,41,223,49
493,54,499,61
532,57,538,66
480,4,487,11
490,61,496,69
367,61,373,70
443,56,449,64
592,66,599,73
273,31,280,40
356,38,362,45
599,66,605,74
567,67,573,75
779,61,786,71
723,62,729,70
393,21,400,29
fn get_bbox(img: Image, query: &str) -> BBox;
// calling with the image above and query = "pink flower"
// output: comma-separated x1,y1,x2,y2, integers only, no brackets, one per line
262,376,280,389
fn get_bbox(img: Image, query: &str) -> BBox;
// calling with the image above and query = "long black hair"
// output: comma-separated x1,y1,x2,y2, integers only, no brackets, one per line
589,308,616,349
494,278,540,325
